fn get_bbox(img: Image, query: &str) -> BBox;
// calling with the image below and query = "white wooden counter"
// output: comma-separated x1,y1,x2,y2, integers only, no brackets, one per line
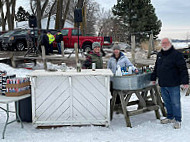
29,69,113,127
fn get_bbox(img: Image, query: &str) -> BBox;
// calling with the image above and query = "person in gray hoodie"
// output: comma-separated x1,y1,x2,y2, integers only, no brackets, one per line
107,45,136,74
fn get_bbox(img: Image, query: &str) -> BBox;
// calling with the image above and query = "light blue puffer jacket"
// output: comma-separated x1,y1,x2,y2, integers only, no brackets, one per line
107,52,136,74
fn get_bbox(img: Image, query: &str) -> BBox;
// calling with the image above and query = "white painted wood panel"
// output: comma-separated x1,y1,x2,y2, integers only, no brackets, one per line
30,70,112,126
33,76,71,123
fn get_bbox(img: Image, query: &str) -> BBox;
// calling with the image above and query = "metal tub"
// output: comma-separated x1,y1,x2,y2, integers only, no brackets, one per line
112,73,151,90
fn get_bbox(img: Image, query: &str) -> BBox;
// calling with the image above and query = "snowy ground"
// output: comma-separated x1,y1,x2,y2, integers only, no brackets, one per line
0,92,189,142
0,63,190,142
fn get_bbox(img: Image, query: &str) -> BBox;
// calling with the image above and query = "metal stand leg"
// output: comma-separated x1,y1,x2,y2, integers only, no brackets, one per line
1,101,24,139
16,101,23,128
2,104,9,139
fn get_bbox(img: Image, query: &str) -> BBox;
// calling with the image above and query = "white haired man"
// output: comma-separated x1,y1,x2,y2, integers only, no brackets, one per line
151,37,189,129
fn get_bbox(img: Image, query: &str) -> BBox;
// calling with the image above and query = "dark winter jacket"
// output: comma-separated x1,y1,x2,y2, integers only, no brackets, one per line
55,32,63,43
151,46,189,87
41,34,49,46
83,51,103,69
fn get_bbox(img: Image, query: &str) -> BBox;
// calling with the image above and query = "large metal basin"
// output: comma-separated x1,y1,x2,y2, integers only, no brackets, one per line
112,73,151,90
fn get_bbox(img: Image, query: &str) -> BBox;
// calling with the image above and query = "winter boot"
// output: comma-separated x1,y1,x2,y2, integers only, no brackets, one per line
160,118,175,124
173,121,181,129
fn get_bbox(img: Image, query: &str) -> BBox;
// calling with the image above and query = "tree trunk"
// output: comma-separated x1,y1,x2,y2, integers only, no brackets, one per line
47,0,57,29
41,0,49,16
30,0,36,15
6,0,11,30
76,0,84,8
37,0,42,29
11,0,16,30
61,0,71,28
0,1,6,31
4,0,16,30
1,11,6,31
55,0,63,29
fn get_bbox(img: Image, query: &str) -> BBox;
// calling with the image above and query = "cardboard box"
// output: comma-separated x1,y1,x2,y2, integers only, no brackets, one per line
6,81,30,88
5,89,31,97
5,81,31,97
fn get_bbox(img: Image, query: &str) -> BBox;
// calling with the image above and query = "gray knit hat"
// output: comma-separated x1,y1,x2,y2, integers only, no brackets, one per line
92,42,101,49
113,45,120,50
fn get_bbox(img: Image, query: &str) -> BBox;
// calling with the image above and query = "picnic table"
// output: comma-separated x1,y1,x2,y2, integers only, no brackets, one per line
0,94,31,139
110,74,166,127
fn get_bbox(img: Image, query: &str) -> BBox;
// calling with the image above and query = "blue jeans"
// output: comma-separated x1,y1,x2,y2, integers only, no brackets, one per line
57,43,61,54
161,86,181,122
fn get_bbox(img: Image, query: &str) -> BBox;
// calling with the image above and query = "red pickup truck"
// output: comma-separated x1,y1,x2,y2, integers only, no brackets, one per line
53,28,112,52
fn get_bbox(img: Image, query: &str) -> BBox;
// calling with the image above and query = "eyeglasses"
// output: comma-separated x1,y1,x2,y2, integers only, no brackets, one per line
161,42,169,44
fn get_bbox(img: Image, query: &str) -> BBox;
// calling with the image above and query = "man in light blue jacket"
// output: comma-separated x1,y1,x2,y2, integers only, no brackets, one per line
107,45,136,74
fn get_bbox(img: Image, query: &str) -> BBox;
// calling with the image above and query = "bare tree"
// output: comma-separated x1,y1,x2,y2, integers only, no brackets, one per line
76,0,84,8
55,0,72,29
30,0,36,15
85,0,99,36
96,9,113,36
30,0,49,28
0,0,6,31
5,0,16,30
36,0,42,28
47,0,57,29
61,0,71,28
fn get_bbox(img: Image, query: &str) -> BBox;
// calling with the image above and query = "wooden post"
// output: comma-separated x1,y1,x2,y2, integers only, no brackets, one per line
41,46,47,70
131,35,135,64
10,53,16,68
61,41,64,57
185,86,190,96
147,32,153,58
74,43,79,64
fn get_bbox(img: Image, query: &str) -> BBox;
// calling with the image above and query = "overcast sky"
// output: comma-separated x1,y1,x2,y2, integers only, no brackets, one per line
95,0,190,40
15,0,190,40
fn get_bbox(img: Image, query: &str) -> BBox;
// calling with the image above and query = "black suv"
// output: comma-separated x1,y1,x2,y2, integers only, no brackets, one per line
0,29,25,51
1,29,57,51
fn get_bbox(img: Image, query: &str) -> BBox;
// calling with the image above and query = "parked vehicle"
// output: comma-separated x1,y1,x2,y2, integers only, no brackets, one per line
0,31,7,36
177,46,190,60
53,28,112,52
1,29,26,51
1,29,57,51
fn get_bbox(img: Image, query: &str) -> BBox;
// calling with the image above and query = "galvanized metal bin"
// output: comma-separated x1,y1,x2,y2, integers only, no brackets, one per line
112,73,151,90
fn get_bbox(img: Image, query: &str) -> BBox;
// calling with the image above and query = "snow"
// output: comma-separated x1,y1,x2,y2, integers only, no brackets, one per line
172,42,190,49
14,16,73,30
0,63,32,77
0,63,190,141
0,15,73,31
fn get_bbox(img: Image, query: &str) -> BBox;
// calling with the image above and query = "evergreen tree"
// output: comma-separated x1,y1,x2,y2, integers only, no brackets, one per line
112,0,162,40
15,6,30,22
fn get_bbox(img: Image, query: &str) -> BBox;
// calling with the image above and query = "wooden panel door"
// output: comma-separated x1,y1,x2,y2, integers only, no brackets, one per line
33,76,71,123
71,76,108,124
